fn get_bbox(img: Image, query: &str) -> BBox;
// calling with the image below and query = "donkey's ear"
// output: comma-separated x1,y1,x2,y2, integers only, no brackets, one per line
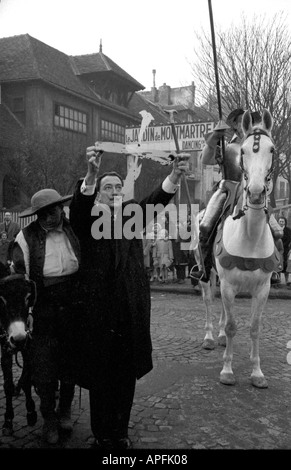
262,109,273,133
242,110,252,135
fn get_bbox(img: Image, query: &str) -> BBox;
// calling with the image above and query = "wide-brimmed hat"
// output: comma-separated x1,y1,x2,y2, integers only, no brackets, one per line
19,189,72,218
226,108,245,127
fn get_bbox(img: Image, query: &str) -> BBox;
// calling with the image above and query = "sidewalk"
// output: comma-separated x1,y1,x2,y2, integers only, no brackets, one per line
0,277,291,455
150,277,291,299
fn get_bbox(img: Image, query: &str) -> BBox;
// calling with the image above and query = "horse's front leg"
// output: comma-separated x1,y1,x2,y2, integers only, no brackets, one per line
220,282,237,385
200,279,215,350
218,302,226,347
250,283,270,388
1,346,15,435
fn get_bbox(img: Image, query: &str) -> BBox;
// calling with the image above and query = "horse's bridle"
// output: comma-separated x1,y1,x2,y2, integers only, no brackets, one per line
0,274,32,354
239,128,275,213
0,323,31,358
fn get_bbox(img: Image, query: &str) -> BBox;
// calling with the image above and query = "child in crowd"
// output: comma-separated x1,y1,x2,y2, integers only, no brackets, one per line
152,229,173,283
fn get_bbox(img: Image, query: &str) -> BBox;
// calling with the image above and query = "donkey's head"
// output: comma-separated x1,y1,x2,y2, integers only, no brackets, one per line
0,264,36,350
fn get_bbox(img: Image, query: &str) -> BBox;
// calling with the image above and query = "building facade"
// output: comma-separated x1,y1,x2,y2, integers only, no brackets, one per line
0,34,145,210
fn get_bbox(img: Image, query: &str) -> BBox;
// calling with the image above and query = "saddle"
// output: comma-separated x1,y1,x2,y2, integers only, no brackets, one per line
214,225,281,273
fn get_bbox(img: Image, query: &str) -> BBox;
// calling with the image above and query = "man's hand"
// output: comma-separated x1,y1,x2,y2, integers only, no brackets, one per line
206,129,227,147
168,153,190,185
85,145,103,185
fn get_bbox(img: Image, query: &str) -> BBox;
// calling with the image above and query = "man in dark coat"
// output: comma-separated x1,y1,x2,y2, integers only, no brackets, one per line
278,216,291,284
69,145,189,450
0,211,21,241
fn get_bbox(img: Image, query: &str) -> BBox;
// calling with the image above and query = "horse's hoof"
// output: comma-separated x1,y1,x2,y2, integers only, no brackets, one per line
202,338,215,350
251,376,268,388
27,410,37,426
218,335,226,347
2,422,13,436
220,372,236,385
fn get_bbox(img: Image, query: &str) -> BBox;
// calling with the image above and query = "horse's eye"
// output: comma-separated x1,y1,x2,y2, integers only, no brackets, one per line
270,147,274,154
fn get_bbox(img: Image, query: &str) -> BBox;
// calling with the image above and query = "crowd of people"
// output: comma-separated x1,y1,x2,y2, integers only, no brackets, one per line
143,216,195,285
1,107,291,449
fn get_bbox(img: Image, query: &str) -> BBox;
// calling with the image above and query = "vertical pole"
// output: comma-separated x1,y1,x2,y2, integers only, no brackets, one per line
208,0,226,159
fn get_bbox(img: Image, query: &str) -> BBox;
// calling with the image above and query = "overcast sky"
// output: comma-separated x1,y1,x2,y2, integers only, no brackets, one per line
0,0,290,90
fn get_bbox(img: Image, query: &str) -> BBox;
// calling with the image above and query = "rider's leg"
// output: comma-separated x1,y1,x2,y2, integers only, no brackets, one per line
191,186,228,283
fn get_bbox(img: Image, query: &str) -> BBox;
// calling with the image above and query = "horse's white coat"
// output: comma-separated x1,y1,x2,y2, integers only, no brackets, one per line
200,109,275,388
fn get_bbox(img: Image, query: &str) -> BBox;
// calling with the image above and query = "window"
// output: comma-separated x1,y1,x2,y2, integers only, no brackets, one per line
101,120,125,143
54,104,87,134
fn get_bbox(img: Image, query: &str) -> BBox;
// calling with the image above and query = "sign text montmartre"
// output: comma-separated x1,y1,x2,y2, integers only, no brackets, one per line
125,121,215,151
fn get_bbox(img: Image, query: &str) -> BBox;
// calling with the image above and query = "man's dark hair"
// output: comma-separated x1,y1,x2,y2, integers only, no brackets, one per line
96,172,123,192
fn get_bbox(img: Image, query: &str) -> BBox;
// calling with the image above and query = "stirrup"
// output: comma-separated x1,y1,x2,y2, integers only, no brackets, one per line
190,265,208,284
190,264,203,278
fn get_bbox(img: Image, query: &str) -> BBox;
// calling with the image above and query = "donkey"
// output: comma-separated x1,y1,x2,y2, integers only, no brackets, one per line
0,263,38,435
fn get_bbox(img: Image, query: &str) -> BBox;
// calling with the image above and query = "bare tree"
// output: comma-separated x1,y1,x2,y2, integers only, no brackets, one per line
9,130,87,204
191,12,291,207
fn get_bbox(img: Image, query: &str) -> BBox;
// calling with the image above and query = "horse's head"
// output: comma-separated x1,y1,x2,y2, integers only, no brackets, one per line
241,109,274,207
0,265,36,350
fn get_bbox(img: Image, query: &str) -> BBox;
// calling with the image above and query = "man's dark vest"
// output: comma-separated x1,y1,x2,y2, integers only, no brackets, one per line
22,217,81,289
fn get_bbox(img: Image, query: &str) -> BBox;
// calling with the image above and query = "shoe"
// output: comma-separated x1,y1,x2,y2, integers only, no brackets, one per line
58,408,73,432
42,418,59,444
114,437,133,450
93,438,114,450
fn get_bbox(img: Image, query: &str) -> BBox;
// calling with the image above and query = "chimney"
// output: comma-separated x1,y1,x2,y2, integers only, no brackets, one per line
151,69,158,102
99,39,102,53
159,83,171,106
152,69,156,88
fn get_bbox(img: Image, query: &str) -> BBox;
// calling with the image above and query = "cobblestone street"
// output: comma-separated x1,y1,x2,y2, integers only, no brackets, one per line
0,290,291,452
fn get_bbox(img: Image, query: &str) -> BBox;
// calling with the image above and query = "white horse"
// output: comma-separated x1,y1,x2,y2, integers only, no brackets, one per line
198,109,280,388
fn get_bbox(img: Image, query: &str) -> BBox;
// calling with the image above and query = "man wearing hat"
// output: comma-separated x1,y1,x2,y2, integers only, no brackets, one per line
12,189,81,444
191,109,263,284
